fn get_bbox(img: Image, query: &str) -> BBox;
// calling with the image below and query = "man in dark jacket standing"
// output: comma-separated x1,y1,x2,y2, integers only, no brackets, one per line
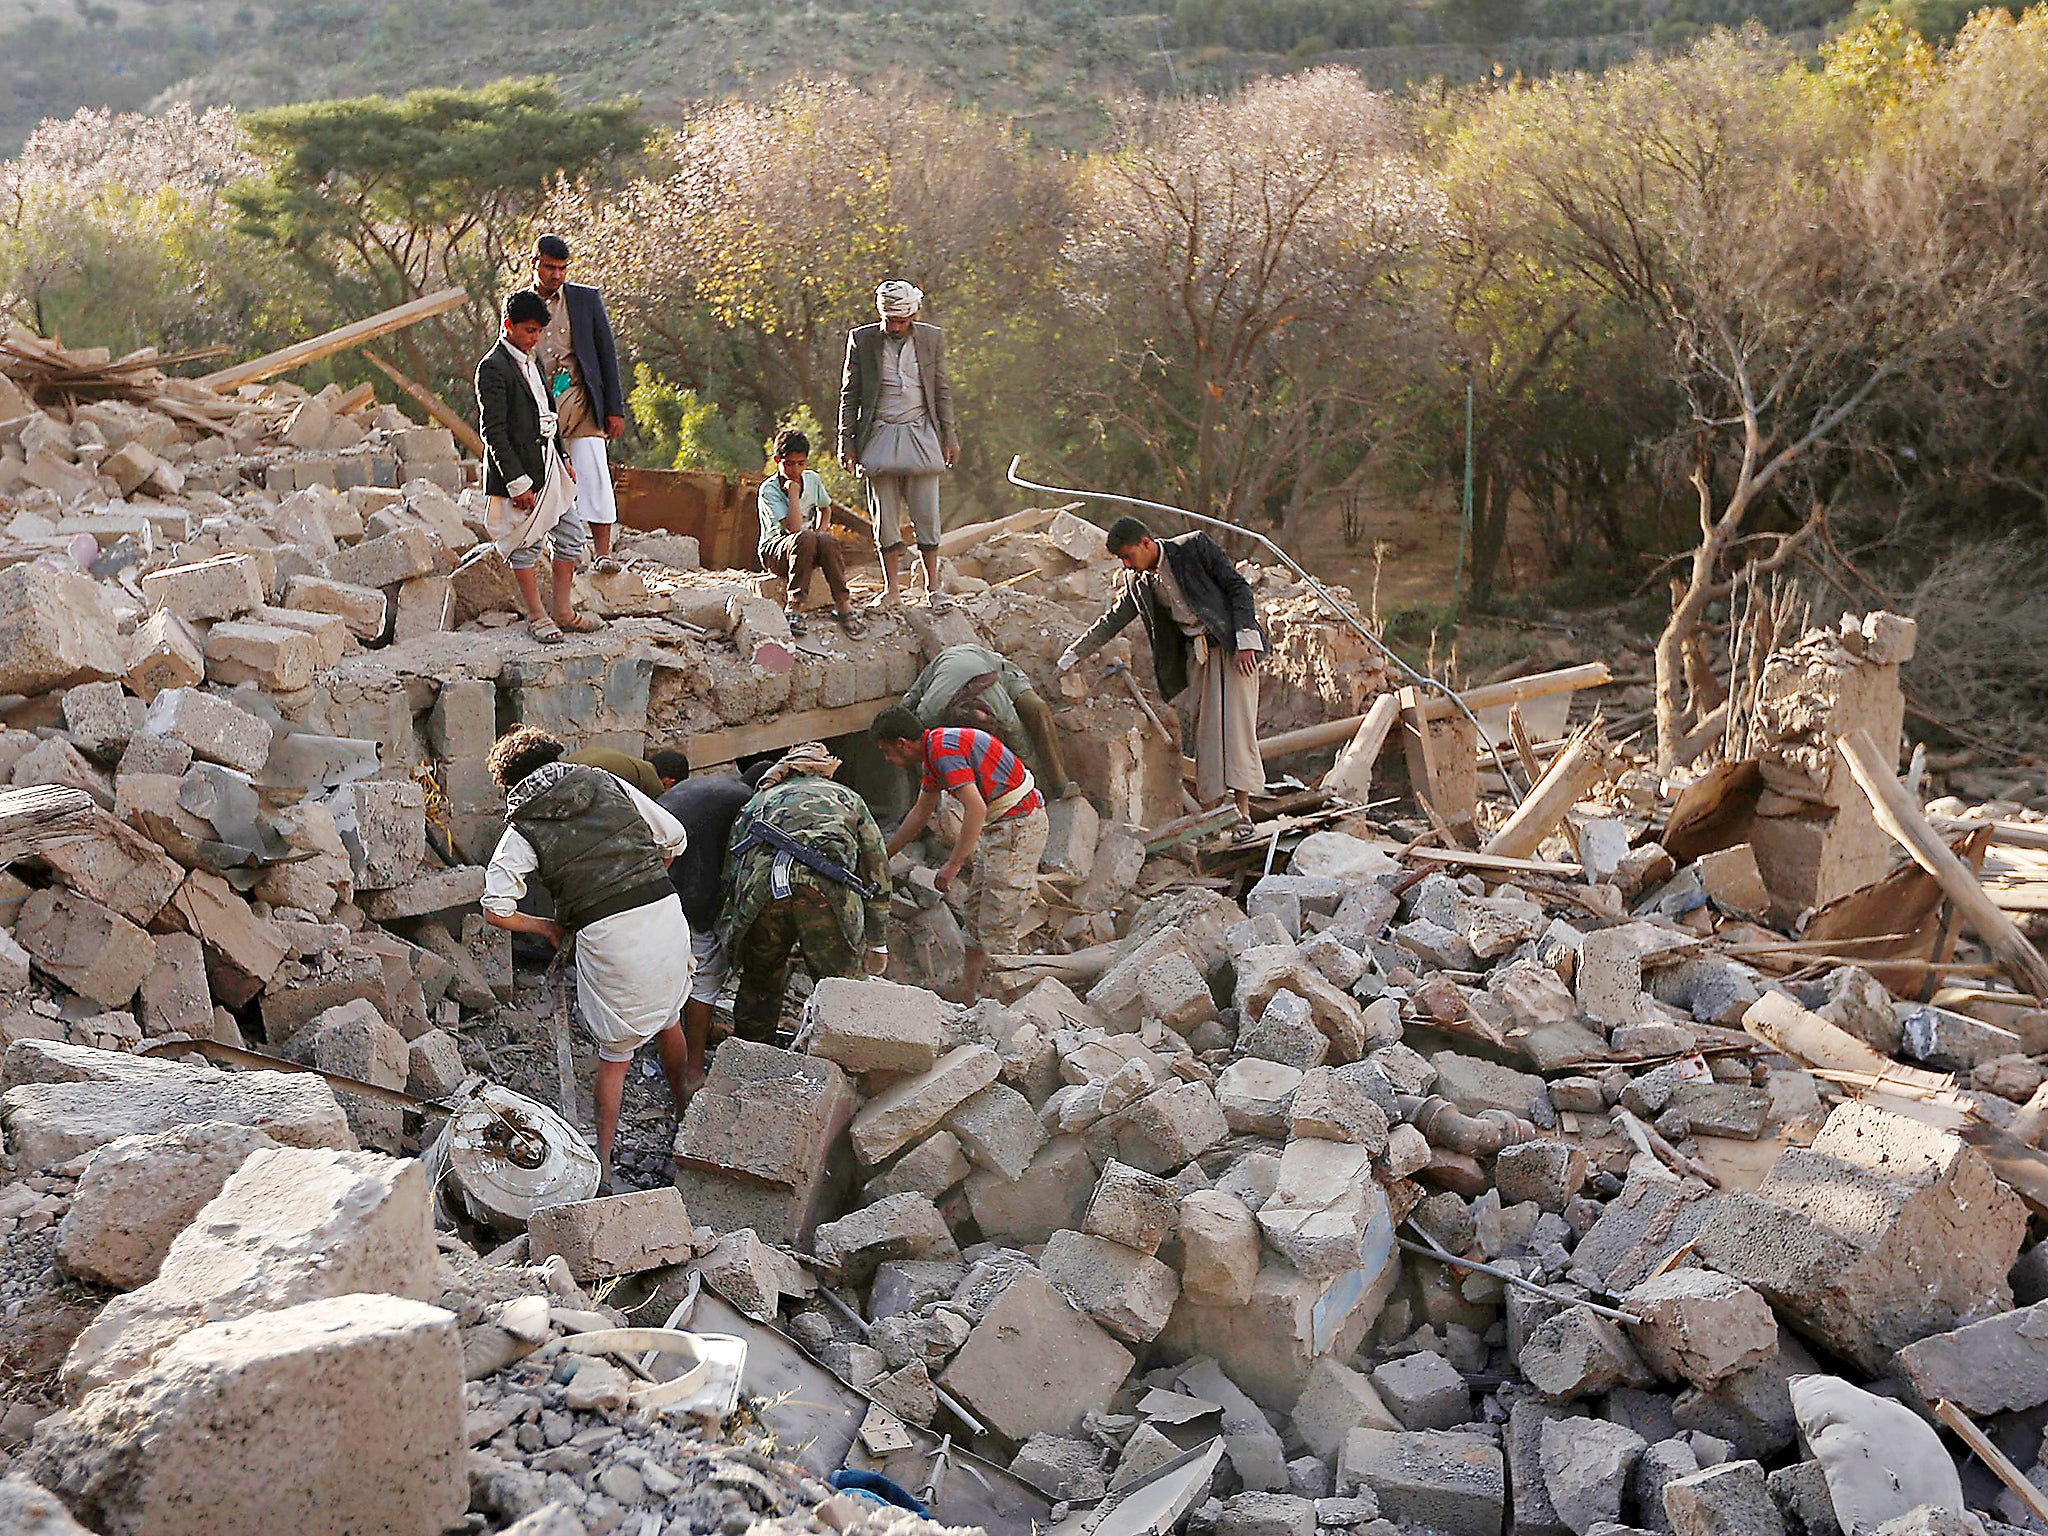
837,280,959,609
476,290,599,645
523,234,629,573
1060,516,1269,840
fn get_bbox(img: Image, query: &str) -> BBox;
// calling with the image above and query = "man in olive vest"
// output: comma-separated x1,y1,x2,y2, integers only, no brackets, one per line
480,725,692,1189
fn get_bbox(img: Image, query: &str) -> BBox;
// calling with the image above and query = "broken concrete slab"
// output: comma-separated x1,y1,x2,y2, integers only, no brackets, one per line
849,1043,1002,1165
1894,1297,2048,1416
812,1192,958,1281
1692,1100,2026,1374
0,1047,352,1173
35,1293,464,1536
1291,1358,1401,1461
673,1039,855,1245
14,886,157,1007
54,1121,279,1289
1177,1187,1263,1306
1621,1270,1779,1389
938,1267,1135,1441
805,976,945,1075
1040,1228,1180,1343
63,1145,433,1397
1540,1416,1647,1536
1337,1428,1505,1536
1660,1459,1784,1536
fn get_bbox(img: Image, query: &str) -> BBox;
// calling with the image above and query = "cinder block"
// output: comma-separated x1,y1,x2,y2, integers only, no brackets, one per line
804,976,944,1075
527,1187,694,1281
14,887,157,1007
141,553,263,622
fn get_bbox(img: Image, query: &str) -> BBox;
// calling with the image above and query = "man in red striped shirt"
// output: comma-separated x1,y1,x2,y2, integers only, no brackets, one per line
873,706,1049,1003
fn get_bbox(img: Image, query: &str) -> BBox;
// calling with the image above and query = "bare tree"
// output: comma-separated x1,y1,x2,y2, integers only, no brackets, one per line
1467,27,2042,767
1062,67,1450,531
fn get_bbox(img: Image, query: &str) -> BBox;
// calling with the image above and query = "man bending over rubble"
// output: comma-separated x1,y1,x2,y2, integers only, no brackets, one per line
901,641,1078,800
1060,515,1267,843
480,725,693,1190
872,706,1049,1004
718,743,891,1041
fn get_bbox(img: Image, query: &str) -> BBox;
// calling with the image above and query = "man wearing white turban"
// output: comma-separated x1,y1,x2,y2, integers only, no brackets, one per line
837,280,960,607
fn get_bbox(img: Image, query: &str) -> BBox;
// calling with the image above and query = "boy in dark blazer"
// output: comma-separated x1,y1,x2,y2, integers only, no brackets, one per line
476,289,599,644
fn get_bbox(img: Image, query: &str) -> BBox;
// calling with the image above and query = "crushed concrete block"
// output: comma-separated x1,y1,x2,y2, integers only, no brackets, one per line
322,525,437,588
1765,1460,1841,1536
1041,1228,1180,1342
0,562,125,694
1692,1100,2026,1374
1011,1434,1108,1502
1139,948,1221,1034
338,779,426,889
1289,1065,1391,1150
1622,1270,1779,1389
14,886,157,1007
1218,1058,1305,1137
1112,1078,1229,1174
141,552,263,622
0,1476,95,1535
850,1043,1002,1165
867,1129,971,1201
1218,1491,1318,1536
943,1082,1047,1181
286,574,388,638
1240,989,1330,1069
1660,1460,1783,1536
527,1188,693,1281
406,1029,466,1100
1236,945,1367,1061
964,1133,1093,1245
37,809,183,927
1040,794,1099,879
1519,1307,1657,1401
1257,1138,1392,1281
1292,1358,1401,1460
1634,1437,1702,1536
1371,1351,1470,1430
694,1228,783,1321
143,687,271,774
939,1267,1135,1440
1670,1326,1811,1461
674,1039,854,1245
1083,1159,1181,1255
203,619,320,691
1507,1398,1578,1536
806,976,944,1075
1895,1296,2048,1416
121,611,206,707
1337,1428,1505,1536
813,1192,958,1281
165,869,289,1006
1496,1140,1590,1212
1540,1416,1647,1536
61,679,137,760
35,1294,464,1536
54,1121,278,1290
63,1145,432,1397
1178,1187,1262,1305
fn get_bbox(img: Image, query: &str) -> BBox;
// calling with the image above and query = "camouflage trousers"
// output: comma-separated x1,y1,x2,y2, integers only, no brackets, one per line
730,887,860,1040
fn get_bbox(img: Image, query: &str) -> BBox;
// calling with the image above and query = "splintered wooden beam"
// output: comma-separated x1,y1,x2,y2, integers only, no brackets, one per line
1480,720,1615,861
1836,728,2048,998
0,784,98,867
201,288,468,390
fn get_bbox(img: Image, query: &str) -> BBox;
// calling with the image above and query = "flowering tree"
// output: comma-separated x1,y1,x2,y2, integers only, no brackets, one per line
1061,67,1451,530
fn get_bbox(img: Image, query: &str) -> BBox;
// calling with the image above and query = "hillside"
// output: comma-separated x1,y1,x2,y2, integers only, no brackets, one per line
3,0,1865,152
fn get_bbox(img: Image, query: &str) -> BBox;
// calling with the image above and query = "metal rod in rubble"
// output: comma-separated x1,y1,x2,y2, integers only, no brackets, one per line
1004,457,1525,805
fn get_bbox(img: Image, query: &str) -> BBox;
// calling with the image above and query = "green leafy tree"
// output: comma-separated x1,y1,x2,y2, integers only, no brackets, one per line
229,79,645,400
627,364,759,475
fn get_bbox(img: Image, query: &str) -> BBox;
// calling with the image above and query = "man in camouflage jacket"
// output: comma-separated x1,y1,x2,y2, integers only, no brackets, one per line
717,743,892,1039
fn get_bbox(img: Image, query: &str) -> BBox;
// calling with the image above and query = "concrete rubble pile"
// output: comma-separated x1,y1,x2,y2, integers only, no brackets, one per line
0,330,2042,1535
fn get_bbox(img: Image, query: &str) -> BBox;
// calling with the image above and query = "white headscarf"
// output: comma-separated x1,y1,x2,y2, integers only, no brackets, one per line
876,281,923,319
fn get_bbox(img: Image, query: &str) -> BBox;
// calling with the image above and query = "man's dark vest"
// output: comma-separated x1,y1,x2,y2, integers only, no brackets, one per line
508,764,671,932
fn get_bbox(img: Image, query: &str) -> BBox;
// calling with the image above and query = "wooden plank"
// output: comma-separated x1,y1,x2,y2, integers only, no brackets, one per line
1836,729,2048,997
934,504,1069,559
681,698,893,768
0,783,98,867
362,350,487,457
1742,990,1956,1095
1481,721,1614,861
1933,1399,2048,1525
1414,662,1612,722
1407,846,1582,877
1935,816,2048,852
1318,693,1400,799
201,288,468,390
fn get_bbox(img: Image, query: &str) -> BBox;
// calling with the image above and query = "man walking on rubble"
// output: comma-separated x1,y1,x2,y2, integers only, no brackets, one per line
837,280,958,610
901,641,1079,800
718,743,892,1041
1059,516,1268,844
522,233,629,574
871,706,1049,1004
660,759,772,1090
479,726,692,1192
